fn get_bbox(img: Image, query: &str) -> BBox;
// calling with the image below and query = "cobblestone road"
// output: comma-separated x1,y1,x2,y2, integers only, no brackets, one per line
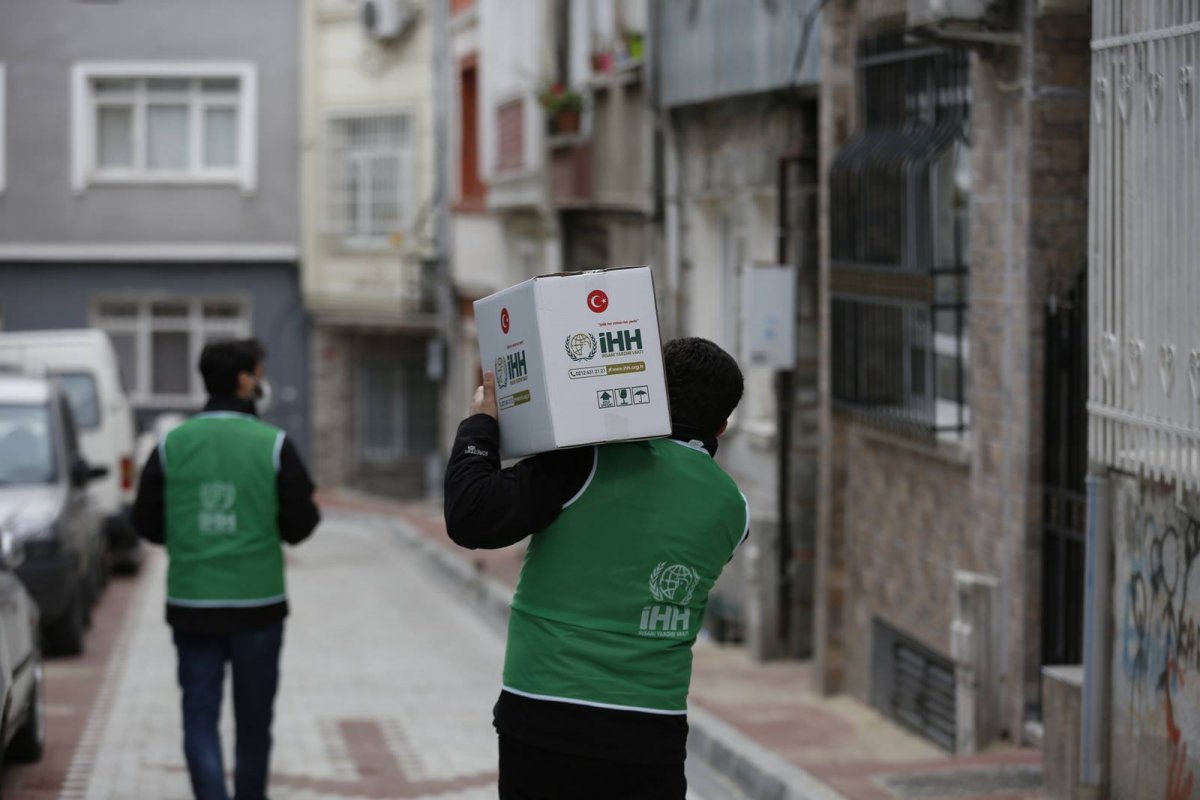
4,511,727,799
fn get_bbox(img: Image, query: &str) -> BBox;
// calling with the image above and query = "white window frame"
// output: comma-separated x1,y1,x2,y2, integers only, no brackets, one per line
0,63,6,194
71,62,257,194
90,295,252,408
321,107,416,250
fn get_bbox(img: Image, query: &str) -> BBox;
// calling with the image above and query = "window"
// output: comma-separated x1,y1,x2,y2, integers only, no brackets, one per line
323,112,414,246
0,405,56,486
829,36,970,440
91,297,251,407
458,61,486,209
72,63,256,192
50,373,101,430
496,98,525,174
358,355,437,462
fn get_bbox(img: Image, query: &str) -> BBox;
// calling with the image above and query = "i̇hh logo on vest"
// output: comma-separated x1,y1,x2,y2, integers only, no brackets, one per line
640,562,700,638
198,481,237,535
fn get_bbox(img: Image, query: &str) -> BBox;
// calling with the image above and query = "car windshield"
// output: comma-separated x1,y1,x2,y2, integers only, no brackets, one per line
51,372,101,430
0,405,57,485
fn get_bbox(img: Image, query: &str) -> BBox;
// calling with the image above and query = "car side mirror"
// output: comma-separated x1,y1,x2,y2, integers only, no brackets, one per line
72,459,109,488
0,531,25,571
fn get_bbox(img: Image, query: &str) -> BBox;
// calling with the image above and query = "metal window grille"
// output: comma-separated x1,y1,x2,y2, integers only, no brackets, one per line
829,35,971,439
1089,2,1200,491
323,113,413,242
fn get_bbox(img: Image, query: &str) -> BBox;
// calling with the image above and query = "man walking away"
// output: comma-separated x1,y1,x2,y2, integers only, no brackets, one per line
133,339,320,800
445,337,748,799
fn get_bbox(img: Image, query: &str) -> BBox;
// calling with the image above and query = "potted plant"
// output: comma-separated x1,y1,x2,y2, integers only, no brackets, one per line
624,32,644,62
539,82,584,135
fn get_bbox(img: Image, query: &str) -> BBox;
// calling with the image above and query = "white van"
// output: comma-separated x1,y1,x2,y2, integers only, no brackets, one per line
0,330,142,573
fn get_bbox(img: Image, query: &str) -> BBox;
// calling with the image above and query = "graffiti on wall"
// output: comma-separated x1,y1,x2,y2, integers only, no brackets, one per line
1115,478,1200,800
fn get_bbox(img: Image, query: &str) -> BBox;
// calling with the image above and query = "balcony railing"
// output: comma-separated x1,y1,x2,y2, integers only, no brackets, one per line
1088,4,1200,490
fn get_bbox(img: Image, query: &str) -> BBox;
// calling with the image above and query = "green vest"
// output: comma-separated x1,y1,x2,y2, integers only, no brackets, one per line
503,439,748,713
162,412,286,608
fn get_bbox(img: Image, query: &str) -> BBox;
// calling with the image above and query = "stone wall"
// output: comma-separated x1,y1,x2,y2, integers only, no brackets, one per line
815,1,1092,743
1110,476,1200,800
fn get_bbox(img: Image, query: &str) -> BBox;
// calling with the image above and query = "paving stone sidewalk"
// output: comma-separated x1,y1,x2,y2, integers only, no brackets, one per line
325,492,1046,800
56,513,503,800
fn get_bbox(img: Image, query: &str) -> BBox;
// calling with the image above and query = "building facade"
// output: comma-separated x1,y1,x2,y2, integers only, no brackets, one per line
0,0,310,452
816,0,1091,753
1079,1,1200,796
302,0,441,497
656,0,822,659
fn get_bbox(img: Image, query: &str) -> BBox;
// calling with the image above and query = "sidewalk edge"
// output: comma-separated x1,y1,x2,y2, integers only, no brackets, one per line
686,704,850,800
331,505,847,800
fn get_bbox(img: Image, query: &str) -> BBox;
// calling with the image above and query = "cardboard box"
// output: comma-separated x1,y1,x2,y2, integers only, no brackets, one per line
474,266,672,459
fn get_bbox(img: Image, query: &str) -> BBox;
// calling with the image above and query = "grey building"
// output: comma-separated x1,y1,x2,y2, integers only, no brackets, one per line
0,0,309,454
654,0,822,660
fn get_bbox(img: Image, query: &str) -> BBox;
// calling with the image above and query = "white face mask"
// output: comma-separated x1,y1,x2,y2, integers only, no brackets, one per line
254,377,274,416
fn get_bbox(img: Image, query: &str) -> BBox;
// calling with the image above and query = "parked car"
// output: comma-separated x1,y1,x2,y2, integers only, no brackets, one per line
0,373,107,655
0,331,142,574
0,532,44,771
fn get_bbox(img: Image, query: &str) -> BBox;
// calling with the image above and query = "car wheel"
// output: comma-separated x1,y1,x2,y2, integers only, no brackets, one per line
45,592,85,656
8,661,45,763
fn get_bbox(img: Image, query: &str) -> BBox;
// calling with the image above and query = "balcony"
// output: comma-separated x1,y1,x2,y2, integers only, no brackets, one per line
657,0,820,109
549,137,592,207
545,67,651,214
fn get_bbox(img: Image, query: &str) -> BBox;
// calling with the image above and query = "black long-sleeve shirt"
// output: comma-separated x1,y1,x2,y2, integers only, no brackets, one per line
444,414,723,765
132,396,320,633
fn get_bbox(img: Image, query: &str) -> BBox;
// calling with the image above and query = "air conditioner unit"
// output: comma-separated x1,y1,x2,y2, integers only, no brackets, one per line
907,0,1019,45
361,0,418,42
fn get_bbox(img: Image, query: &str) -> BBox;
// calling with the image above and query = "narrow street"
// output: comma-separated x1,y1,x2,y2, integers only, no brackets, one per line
2,511,739,800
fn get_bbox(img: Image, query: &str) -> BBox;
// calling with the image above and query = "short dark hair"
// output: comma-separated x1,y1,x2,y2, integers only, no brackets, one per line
199,339,265,396
663,337,743,436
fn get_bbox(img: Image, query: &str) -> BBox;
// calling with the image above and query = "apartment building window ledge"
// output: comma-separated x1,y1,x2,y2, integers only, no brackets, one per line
547,132,590,150
489,169,541,186
452,197,488,215
843,414,974,469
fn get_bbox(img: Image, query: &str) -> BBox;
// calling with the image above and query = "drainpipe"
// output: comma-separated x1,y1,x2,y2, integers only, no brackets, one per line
430,0,456,498
663,122,682,338
1079,471,1111,799
776,150,804,652
650,0,681,340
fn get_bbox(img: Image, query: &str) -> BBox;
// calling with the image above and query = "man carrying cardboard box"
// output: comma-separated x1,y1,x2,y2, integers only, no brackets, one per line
444,337,749,800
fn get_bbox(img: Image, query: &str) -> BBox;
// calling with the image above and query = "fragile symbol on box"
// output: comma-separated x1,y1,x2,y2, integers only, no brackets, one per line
597,385,650,409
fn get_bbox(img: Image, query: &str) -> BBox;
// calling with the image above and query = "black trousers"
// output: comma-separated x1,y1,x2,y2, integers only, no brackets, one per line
498,734,687,800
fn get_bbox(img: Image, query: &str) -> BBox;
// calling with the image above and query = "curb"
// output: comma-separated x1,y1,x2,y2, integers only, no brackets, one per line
328,505,848,800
